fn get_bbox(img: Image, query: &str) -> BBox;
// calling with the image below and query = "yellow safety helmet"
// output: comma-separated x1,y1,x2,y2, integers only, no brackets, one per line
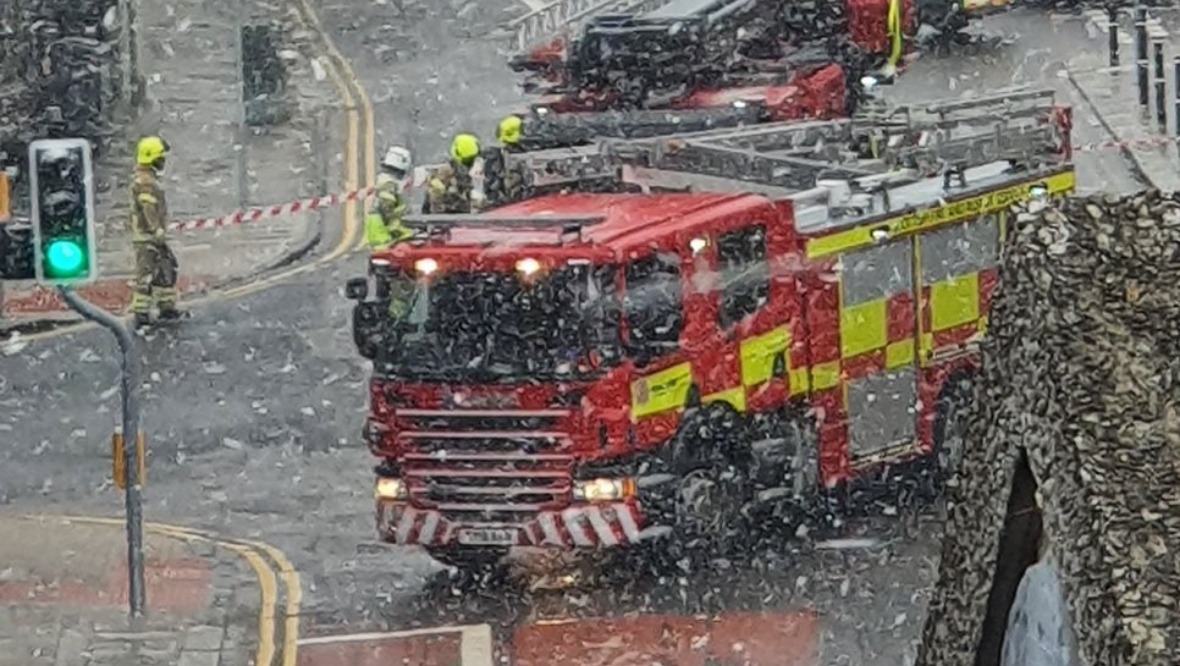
450,133,481,164
136,136,170,167
497,115,523,146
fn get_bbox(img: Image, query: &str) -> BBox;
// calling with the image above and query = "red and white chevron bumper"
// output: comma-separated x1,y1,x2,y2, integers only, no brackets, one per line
376,501,655,548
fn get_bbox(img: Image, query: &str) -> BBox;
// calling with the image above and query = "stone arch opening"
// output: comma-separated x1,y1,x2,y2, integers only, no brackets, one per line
974,447,1043,666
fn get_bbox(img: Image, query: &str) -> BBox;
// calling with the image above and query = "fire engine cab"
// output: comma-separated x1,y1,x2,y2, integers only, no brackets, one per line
346,88,1075,569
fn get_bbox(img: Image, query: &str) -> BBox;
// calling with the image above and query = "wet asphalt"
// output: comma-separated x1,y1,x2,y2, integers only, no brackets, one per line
0,6,1144,665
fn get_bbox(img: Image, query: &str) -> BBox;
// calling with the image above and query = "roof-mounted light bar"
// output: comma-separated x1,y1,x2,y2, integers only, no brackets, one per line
403,214,606,229
402,214,607,243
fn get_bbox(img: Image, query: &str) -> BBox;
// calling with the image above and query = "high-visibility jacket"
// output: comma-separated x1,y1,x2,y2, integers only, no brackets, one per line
365,175,412,250
129,167,168,243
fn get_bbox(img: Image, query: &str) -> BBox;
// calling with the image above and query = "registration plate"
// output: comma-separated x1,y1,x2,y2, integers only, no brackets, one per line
457,528,517,546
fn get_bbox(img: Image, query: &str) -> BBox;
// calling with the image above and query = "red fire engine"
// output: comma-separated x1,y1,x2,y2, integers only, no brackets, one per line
347,88,1074,569
504,0,918,136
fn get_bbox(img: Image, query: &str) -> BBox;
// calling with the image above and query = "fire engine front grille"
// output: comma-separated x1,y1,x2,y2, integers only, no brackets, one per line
401,411,564,433
403,453,574,523
404,434,564,455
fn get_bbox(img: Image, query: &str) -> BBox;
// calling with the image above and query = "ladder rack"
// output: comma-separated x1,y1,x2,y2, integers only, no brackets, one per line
521,104,766,150
504,87,1070,194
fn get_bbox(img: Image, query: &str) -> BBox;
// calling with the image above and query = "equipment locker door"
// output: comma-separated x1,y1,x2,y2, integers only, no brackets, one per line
916,213,1001,364
837,237,920,461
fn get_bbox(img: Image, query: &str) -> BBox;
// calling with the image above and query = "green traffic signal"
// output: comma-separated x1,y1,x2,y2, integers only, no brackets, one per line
45,238,87,277
29,138,97,285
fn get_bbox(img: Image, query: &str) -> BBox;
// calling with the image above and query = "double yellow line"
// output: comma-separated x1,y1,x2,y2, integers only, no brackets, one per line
34,515,302,666
290,0,376,257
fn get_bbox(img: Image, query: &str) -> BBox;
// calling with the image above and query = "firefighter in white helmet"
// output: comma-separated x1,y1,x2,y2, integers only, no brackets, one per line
365,146,414,250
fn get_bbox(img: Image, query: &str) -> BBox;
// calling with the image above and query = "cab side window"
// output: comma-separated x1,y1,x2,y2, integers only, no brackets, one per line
624,251,684,355
717,224,770,328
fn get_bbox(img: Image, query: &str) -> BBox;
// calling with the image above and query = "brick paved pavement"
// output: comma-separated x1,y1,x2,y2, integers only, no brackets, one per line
0,0,341,326
1070,7,1180,191
886,9,1146,194
0,516,258,666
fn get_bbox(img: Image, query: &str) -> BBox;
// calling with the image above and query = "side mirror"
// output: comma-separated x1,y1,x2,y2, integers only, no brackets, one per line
345,277,368,301
351,302,383,360
630,345,654,369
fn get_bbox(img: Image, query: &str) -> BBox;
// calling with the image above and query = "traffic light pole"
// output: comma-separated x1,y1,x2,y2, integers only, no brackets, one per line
58,286,146,618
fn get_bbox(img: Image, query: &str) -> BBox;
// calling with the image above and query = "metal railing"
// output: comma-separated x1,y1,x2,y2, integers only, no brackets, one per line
506,0,676,55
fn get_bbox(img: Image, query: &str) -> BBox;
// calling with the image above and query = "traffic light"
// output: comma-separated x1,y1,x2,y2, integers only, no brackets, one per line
0,223,36,280
28,138,98,285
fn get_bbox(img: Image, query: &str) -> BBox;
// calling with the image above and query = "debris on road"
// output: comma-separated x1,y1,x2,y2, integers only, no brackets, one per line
918,191,1180,666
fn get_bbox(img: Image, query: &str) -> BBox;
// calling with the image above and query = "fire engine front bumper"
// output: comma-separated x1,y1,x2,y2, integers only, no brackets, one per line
376,501,671,549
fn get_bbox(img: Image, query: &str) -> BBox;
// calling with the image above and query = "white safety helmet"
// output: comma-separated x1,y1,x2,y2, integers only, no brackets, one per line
381,146,412,174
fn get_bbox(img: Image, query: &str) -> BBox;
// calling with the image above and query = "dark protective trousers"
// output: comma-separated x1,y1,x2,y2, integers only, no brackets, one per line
131,242,178,314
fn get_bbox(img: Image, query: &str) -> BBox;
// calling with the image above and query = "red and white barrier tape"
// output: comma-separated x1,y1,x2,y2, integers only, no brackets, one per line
165,137,1180,233
167,163,461,233
167,186,376,233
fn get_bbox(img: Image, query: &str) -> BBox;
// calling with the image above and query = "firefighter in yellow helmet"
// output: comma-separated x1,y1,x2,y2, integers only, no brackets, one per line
129,136,182,327
364,146,414,250
423,133,480,214
483,115,531,208
497,115,525,152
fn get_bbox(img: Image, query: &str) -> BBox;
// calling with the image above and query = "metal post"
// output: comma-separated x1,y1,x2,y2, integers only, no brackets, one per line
126,0,142,107
58,287,145,618
233,6,249,212
1174,55,1180,136
1155,40,1167,128
1109,5,1120,68
1137,6,1150,107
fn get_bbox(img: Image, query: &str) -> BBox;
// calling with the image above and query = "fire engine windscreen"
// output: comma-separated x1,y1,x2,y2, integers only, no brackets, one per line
374,264,622,381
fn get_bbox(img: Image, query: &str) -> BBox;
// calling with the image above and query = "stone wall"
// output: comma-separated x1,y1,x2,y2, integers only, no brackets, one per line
917,191,1180,666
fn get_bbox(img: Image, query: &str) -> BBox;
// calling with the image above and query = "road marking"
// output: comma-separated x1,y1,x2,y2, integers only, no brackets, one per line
286,0,375,255
291,0,367,262
221,542,280,666
243,538,304,666
36,514,300,666
296,625,494,666
9,0,377,346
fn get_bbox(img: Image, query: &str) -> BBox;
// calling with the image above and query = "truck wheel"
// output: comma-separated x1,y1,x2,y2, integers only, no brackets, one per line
425,547,509,572
663,406,749,572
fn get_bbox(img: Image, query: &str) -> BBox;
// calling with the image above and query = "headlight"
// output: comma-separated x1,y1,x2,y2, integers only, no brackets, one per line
573,478,636,502
375,477,407,500
516,257,541,275
732,100,749,109
860,76,879,92
414,258,438,275
1029,184,1048,199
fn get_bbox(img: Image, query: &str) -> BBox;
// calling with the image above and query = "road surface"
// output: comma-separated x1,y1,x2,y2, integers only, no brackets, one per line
0,6,1146,666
